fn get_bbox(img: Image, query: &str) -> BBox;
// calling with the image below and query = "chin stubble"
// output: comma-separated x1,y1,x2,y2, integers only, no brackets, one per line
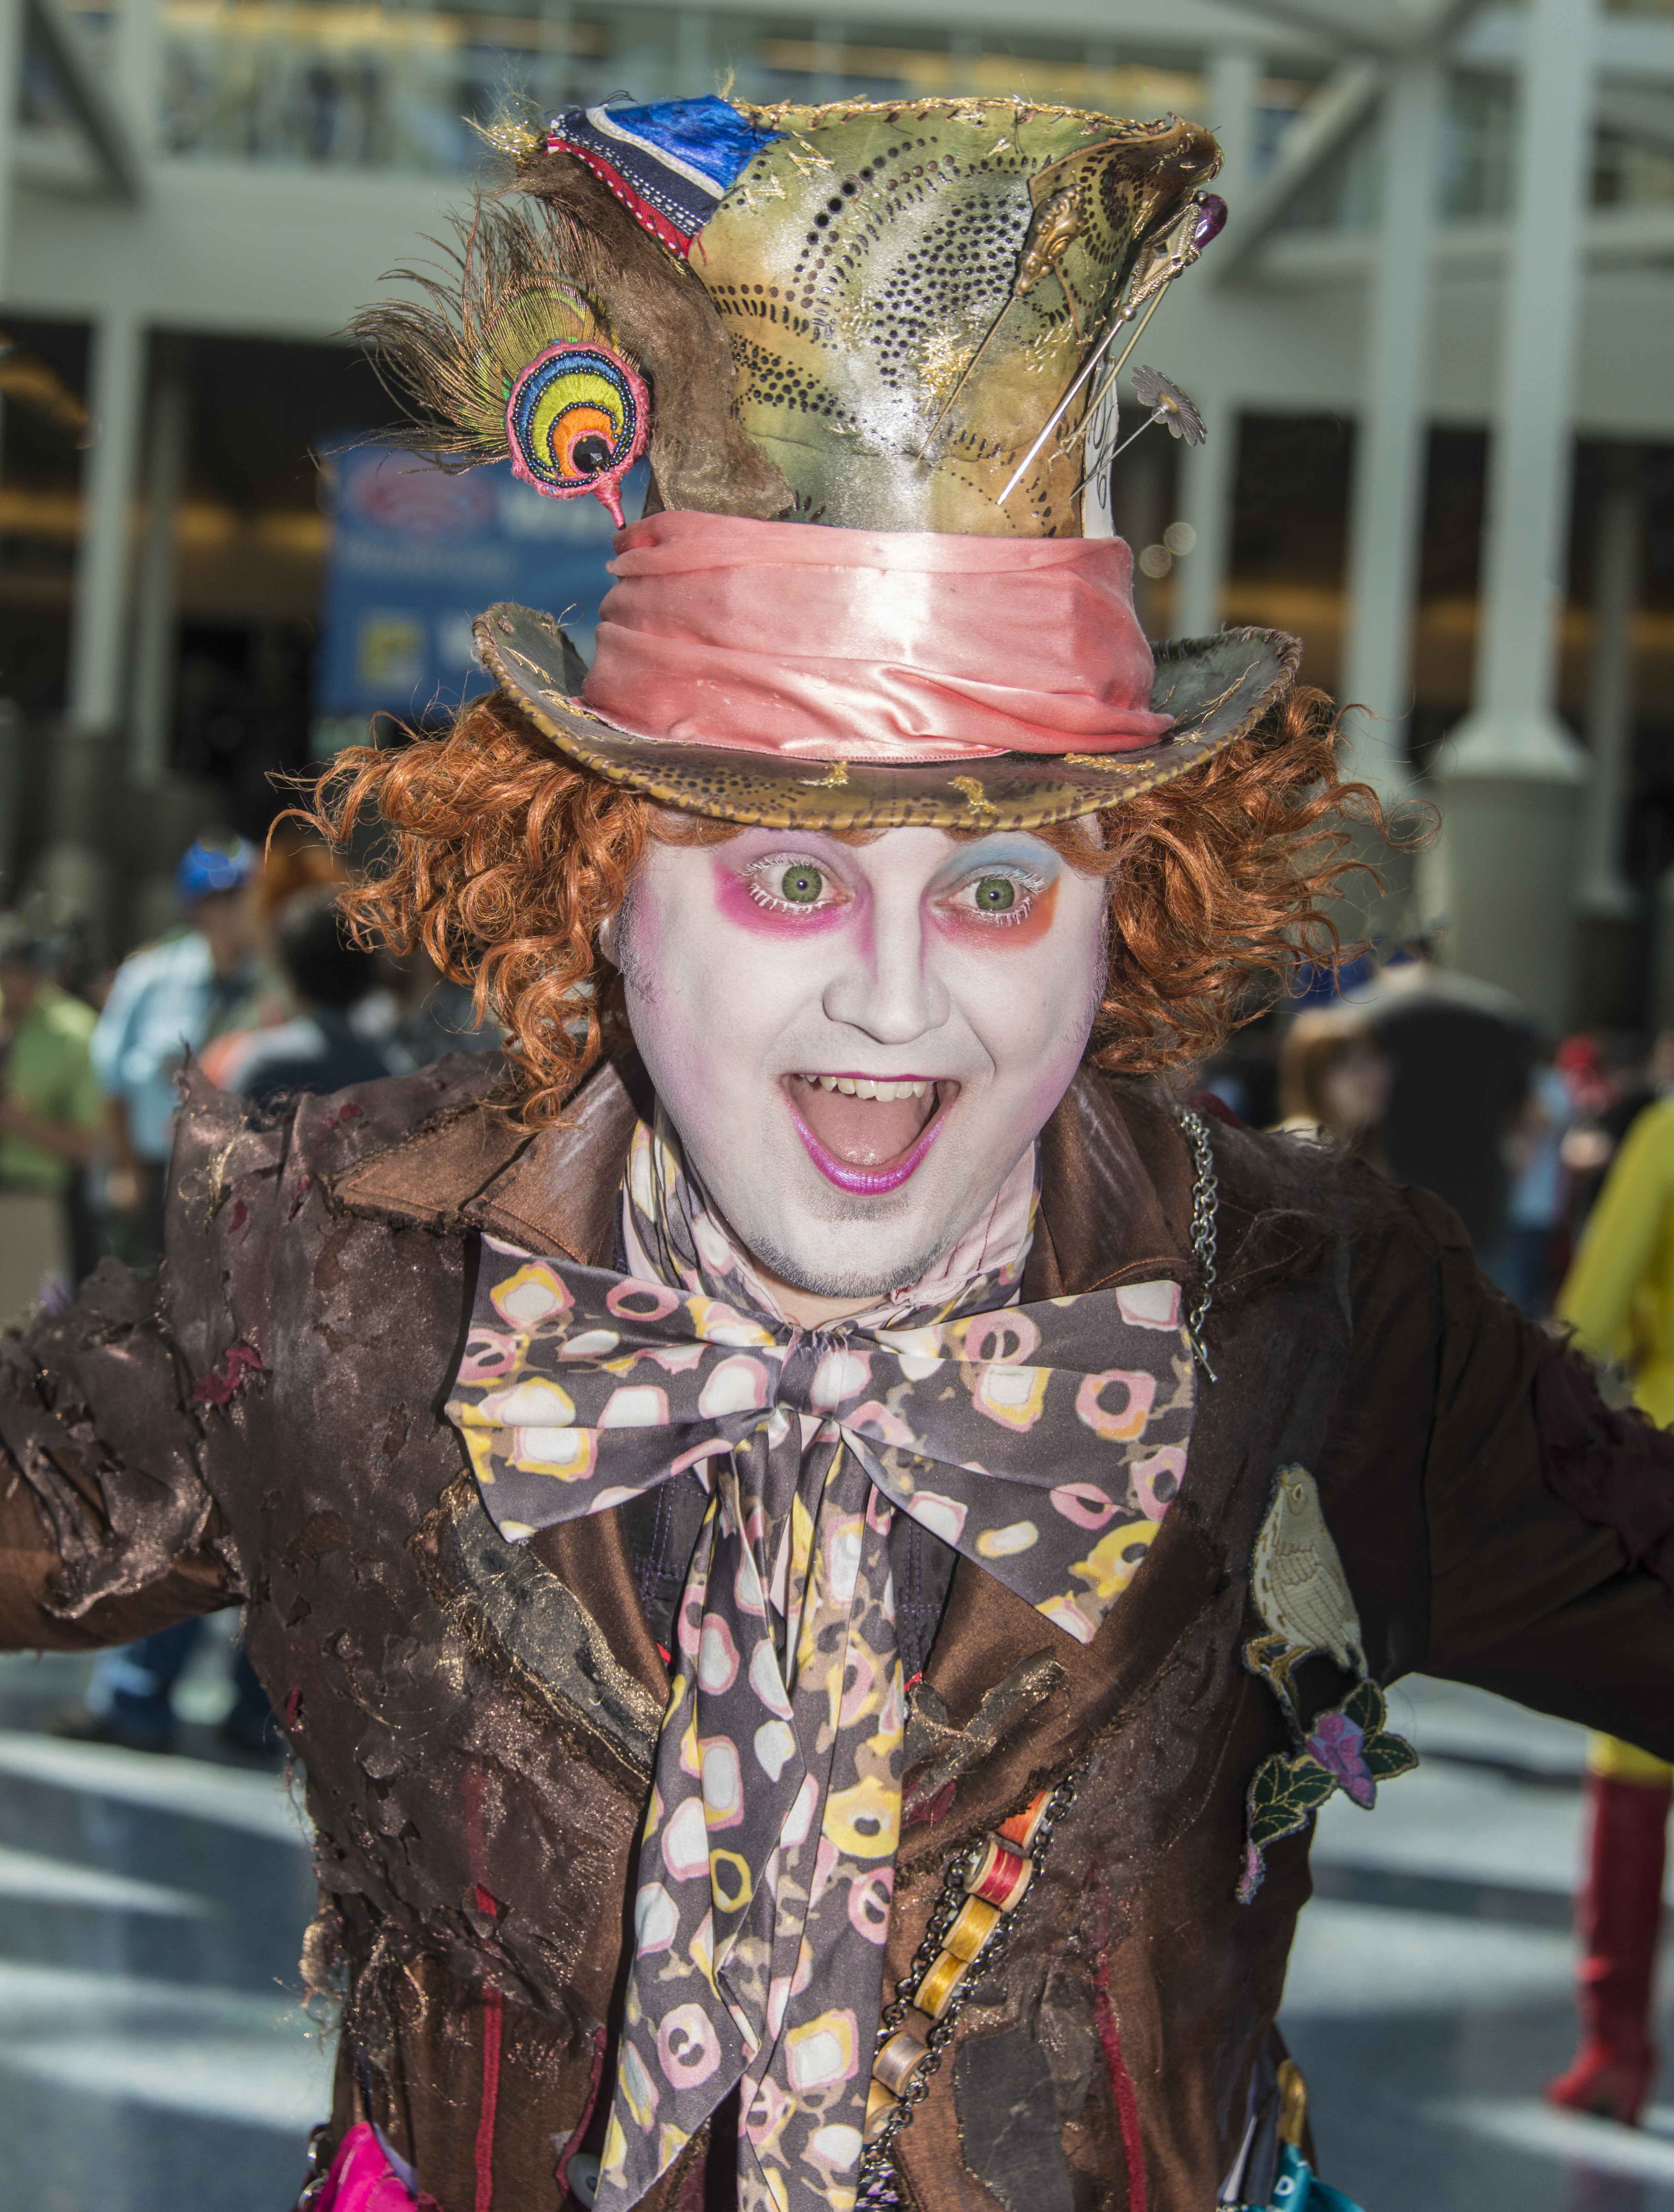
732,1198,965,1304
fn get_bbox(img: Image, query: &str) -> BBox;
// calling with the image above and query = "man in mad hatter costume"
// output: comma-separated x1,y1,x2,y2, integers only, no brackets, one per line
3,90,1674,2212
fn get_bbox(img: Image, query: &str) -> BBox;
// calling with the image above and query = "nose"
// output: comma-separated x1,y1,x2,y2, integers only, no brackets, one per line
820,888,950,1043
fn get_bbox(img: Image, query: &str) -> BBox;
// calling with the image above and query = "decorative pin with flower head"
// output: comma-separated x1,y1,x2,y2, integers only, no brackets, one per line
1122,366,1206,451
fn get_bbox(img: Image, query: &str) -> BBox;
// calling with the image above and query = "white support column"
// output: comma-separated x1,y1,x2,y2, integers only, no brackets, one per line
1339,58,1442,807
67,309,146,737
1429,0,1596,1029
1173,47,1258,641
128,363,188,790
1576,444,1641,922
0,0,25,307
42,309,146,946
110,0,162,159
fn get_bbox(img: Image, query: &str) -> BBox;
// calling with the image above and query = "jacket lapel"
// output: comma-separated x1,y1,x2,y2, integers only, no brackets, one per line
334,1058,667,1795
461,1057,645,1262
452,1063,678,1746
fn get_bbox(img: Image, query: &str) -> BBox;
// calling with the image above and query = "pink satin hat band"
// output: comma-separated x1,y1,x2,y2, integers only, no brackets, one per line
579,510,1173,764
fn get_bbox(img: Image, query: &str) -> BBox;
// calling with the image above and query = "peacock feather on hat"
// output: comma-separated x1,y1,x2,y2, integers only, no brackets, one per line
353,201,651,524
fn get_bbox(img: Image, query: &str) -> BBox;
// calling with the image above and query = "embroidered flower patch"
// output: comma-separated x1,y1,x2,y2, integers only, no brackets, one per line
1236,1679,1417,1904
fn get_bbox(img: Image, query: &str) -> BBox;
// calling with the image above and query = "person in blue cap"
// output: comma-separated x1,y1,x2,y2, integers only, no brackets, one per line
90,831,267,1266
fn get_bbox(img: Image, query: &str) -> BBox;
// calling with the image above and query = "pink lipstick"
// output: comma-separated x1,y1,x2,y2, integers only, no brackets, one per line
781,1077,954,1194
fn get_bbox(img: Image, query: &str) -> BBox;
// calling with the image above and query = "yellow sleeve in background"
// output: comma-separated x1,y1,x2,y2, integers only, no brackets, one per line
1558,1102,1674,1372
1588,1731,1674,1785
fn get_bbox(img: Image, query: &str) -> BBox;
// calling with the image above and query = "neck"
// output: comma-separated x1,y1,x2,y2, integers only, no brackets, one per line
740,1145,1040,1331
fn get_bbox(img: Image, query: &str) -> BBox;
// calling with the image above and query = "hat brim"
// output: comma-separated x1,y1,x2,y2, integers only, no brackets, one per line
475,605,1303,832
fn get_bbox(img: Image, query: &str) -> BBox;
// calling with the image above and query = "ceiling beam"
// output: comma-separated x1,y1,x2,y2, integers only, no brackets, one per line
1253,198,1674,283
25,0,144,202
1209,58,1388,281
1461,6,1674,85
1213,0,1405,55
1214,0,1491,60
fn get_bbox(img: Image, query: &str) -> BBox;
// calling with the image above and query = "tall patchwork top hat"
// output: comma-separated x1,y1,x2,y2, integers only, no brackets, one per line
357,92,1300,829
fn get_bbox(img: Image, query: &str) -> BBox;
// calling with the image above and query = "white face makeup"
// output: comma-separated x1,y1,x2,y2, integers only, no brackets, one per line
612,822,1111,1313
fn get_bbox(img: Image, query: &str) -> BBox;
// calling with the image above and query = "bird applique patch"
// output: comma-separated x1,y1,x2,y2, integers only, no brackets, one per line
1236,1465,1417,1904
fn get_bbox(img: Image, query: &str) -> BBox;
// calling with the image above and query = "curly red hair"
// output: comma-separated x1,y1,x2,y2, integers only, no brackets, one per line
301,684,1385,1126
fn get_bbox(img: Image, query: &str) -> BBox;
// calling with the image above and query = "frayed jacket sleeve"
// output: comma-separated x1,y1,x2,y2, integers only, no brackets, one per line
0,1076,276,1650
1411,1185,1674,1758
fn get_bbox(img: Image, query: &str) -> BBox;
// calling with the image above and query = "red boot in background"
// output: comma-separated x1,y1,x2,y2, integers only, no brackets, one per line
1547,1750,1673,2126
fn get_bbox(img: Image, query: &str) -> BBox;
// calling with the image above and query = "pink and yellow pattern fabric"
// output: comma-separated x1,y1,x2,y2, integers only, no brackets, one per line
444,1116,1194,2212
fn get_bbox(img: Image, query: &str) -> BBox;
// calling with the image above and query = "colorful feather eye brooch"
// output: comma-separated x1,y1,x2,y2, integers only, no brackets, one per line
354,200,652,526
487,282,648,525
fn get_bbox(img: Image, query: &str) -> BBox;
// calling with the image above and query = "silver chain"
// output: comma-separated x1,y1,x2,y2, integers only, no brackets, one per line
1177,1105,1220,1383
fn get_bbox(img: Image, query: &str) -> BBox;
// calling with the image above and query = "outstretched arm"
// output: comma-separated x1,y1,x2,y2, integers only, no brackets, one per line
0,1105,255,1653
1412,1188,1674,1758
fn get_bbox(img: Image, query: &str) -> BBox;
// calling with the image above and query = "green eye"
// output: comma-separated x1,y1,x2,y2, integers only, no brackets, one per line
778,864,825,905
972,875,1017,912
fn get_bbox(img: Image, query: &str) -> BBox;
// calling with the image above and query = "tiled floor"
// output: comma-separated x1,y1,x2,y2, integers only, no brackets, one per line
1,1651,1671,2210
0,1638,323,2212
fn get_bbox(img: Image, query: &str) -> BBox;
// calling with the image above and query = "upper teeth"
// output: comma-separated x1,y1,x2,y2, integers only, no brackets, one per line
805,1075,931,1101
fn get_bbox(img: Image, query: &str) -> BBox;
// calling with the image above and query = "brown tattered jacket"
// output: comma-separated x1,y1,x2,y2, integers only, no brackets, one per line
3,1051,1673,2212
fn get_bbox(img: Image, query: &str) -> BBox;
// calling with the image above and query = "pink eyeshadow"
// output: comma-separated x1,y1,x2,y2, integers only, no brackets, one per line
710,855,850,936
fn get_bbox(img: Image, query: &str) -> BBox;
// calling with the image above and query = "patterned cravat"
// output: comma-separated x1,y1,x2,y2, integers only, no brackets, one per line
446,1113,1193,2212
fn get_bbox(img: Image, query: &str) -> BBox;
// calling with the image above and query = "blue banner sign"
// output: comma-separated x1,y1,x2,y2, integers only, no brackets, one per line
314,440,642,743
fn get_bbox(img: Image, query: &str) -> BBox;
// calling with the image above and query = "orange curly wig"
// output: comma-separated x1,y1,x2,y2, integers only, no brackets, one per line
301,683,1384,1127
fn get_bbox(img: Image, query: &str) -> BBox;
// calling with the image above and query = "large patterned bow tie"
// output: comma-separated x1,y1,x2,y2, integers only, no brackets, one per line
445,1117,1194,2212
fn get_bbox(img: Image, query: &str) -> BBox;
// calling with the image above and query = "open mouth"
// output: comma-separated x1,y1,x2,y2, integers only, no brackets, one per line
782,1073,959,1194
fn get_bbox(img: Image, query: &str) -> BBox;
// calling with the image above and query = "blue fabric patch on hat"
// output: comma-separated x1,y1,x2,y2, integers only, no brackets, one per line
545,96,782,256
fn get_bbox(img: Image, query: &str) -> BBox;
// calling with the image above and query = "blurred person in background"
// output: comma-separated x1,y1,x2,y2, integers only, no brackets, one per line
1546,1084,1674,2125
197,821,343,1090
58,836,278,1755
383,940,506,1072
1352,941,1540,1293
1560,1033,1674,1248
1494,1056,1576,1320
0,916,105,1323
1555,1034,1623,1245
91,833,267,1265
1272,1007,1390,1167
225,884,399,1104
1194,997,1282,1130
